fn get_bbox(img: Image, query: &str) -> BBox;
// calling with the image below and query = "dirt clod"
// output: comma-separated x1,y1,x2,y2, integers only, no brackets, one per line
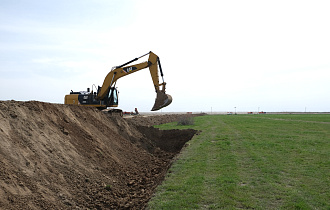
0,100,197,209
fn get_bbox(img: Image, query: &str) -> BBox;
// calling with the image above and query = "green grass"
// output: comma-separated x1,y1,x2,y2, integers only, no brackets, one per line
147,114,330,209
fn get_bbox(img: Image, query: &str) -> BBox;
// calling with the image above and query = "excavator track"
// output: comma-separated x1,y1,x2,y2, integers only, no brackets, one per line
107,109,123,117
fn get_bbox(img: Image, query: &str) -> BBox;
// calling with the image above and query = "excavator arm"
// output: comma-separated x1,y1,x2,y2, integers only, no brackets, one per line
96,51,172,111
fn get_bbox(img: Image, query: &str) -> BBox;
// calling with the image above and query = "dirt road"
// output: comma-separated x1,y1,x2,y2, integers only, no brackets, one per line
0,101,197,209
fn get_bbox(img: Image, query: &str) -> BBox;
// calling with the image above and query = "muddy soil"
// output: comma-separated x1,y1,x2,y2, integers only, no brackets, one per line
0,101,197,209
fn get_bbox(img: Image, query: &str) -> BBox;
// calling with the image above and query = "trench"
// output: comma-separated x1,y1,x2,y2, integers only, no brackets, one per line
136,126,197,154
131,126,197,209
113,117,198,209
132,126,198,208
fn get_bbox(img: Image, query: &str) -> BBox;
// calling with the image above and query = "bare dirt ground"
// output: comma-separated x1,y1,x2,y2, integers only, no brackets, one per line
125,113,203,127
0,101,198,209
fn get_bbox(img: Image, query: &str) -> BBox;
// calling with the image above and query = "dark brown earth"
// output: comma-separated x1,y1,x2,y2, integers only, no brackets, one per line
0,100,198,209
125,113,203,127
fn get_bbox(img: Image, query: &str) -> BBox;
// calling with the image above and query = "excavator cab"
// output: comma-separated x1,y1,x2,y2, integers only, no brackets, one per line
106,87,118,107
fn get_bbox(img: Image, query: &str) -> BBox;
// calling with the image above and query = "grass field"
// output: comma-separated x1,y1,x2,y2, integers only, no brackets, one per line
147,114,330,209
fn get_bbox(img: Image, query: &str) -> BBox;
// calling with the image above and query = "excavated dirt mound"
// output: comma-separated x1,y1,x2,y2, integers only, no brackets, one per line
125,113,204,127
0,101,197,209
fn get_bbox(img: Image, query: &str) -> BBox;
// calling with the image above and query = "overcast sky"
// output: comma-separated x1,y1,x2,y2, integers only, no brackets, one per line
1,0,329,112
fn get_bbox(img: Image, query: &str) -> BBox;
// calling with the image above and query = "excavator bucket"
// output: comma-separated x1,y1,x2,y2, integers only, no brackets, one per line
151,91,172,111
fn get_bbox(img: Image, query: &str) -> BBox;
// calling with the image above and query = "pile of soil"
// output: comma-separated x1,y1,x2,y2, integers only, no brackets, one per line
0,101,197,209
125,113,204,127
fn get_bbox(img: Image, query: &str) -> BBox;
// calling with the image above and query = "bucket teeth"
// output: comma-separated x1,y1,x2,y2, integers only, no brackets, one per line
151,92,172,111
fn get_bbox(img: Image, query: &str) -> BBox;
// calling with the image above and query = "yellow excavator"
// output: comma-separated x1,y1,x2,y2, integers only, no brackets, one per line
64,51,172,113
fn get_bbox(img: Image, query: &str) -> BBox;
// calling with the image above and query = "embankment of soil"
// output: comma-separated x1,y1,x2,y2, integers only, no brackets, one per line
0,100,197,209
